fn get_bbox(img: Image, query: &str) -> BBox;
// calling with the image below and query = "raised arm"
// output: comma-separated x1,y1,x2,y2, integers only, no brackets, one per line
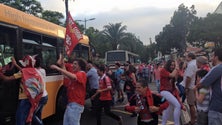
11,57,22,70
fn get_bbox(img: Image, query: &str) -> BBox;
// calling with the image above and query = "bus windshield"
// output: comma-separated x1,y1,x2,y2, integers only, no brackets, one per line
107,51,126,62
105,50,139,66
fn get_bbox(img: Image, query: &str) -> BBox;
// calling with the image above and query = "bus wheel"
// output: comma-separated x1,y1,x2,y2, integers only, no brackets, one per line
55,86,67,119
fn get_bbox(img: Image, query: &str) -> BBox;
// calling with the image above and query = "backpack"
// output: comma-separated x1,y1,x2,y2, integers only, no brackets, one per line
123,75,135,92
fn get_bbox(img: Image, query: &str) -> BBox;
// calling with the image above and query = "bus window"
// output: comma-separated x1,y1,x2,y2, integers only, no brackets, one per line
57,38,64,55
70,44,89,60
42,46,57,74
22,31,41,56
80,45,89,60
105,50,139,66
0,26,16,66
0,45,14,66
23,31,41,44
107,51,126,62
22,39,41,56
42,36,58,75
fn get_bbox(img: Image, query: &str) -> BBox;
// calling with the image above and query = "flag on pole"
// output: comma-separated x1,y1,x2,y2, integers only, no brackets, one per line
64,12,83,56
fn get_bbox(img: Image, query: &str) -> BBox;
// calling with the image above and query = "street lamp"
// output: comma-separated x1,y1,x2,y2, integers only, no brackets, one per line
76,18,96,34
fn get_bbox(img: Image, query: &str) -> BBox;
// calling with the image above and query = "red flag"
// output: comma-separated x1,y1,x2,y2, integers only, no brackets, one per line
21,68,43,123
64,12,83,56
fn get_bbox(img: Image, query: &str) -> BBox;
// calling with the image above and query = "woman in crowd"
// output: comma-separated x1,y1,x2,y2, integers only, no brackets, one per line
123,64,137,103
160,59,184,125
32,55,48,125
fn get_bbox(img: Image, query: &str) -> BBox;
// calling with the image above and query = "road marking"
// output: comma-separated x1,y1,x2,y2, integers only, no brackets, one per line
158,119,174,125
111,109,175,125
113,105,127,108
111,109,132,115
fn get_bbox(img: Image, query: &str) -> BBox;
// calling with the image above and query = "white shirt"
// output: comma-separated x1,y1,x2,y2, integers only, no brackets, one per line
36,68,48,97
181,60,198,88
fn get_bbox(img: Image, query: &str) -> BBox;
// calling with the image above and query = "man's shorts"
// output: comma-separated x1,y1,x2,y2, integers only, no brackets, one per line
186,89,196,105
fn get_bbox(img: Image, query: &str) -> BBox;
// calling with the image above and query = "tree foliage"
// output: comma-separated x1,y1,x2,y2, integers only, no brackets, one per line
155,4,197,55
42,10,64,25
188,13,222,47
102,23,127,50
85,27,110,58
1,0,64,25
0,0,43,17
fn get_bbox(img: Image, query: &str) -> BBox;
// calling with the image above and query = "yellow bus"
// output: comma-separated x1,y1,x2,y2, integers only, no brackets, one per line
0,4,91,124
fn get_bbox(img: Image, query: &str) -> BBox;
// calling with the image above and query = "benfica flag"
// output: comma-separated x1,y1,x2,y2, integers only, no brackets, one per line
64,12,83,56
21,68,43,123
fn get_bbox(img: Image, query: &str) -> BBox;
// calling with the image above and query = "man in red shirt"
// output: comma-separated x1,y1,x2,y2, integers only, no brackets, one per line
50,58,87,125
92,65,123,125
125,79,169,125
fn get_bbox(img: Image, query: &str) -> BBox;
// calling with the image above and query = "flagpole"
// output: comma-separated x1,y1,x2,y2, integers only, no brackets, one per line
64,0,75,24
63,0,74,57
65,0,68,23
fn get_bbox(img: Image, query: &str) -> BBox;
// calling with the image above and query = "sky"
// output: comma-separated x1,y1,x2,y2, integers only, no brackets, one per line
38,0,221,45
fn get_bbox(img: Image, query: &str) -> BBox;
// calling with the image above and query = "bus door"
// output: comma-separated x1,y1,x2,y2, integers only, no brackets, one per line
0,23,20,124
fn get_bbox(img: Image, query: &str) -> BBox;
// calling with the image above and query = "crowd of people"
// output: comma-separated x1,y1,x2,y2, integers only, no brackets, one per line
0,48,222,125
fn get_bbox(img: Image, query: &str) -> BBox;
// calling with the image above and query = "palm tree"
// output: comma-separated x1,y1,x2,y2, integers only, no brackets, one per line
102,23,127,50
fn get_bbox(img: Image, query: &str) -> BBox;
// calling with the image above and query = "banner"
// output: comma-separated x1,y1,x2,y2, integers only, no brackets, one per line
64,12,83,56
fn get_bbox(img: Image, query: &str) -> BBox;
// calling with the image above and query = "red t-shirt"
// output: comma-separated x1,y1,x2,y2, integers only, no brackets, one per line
99,75,112,101
160,68,174,92
63,63,74,87
67,71,87,106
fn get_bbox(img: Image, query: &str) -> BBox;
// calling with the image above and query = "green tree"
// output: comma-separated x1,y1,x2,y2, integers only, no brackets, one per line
188,13,222,47
0,0,43,17
120,33,149,62
102,23,127,50
83,27,110,58
170,4,197,52
155,4,197,54
120,33,138,52
93,32,112,58
155,25,175,55
42,10,65,25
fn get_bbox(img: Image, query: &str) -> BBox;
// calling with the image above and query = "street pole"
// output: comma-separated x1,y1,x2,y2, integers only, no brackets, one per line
84,18,87,33
76,18,95,34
